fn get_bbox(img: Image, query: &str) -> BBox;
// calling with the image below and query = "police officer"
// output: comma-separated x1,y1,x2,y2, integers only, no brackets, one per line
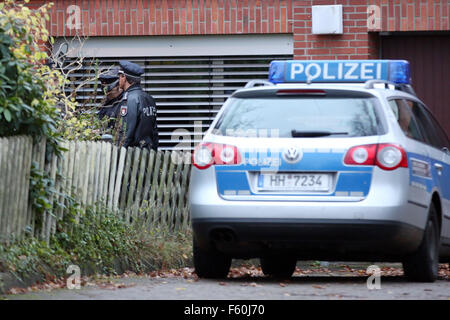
98,68,123,128
117,60,159,151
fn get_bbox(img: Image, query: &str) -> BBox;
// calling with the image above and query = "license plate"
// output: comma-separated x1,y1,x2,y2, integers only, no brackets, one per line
257,173,331,192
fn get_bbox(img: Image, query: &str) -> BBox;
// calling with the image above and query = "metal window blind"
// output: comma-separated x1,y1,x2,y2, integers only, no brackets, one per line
65,55,293,150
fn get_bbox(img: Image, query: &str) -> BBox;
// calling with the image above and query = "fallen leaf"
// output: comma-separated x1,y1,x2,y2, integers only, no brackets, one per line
312,285,324,289
117,283,136,289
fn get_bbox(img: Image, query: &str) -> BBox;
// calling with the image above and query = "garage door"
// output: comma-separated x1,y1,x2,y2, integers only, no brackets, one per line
58,34,293,150
381,33,450,136
67,55,293,150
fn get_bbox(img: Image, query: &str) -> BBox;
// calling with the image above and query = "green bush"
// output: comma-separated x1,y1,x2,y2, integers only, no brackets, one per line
0,206,192,280
54,208,141,274
0,1,62,153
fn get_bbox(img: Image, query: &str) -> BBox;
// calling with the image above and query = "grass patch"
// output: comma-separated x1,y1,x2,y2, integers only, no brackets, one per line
0,207,193,282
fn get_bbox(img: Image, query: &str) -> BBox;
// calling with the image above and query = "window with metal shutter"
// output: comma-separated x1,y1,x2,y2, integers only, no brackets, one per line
65,55,293,150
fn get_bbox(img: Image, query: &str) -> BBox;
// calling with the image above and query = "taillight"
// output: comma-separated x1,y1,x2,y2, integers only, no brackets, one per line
344,144,377,166
344,143,408,171
192,143,242,170
376,143,408,170
192,144,214,169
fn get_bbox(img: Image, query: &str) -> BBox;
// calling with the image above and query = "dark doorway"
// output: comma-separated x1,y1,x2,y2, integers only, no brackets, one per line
381,33,450,136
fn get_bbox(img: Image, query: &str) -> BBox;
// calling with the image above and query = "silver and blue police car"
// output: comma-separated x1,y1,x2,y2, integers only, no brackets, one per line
189,60,450,282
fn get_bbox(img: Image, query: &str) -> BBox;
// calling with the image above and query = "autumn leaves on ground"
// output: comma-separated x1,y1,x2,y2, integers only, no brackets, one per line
6,262,450,295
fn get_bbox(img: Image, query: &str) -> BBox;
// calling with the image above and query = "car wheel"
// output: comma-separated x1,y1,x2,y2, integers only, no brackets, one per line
193,237,231,279
402,203,440,282
260,256,297,279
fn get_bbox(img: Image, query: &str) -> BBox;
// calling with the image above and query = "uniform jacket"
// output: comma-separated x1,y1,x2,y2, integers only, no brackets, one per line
119,84,159,150
98,92,123,128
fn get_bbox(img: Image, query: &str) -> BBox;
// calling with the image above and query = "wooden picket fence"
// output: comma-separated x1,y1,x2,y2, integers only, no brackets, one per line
0,136,192,243
0,136,34,244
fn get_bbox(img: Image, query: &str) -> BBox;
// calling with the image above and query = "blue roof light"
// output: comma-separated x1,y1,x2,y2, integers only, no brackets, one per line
389,60,411,84
268,61,286,84
268,60,410,85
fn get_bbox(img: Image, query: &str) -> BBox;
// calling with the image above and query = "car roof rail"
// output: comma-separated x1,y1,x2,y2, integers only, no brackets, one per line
244,80,275,89
364,79,396,89
364,80,417,96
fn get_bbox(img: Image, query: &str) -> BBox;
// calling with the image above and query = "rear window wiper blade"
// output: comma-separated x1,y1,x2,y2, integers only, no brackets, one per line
291,130,349,137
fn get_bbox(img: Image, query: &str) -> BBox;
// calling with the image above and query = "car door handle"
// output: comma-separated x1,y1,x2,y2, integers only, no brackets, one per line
434,163,443,175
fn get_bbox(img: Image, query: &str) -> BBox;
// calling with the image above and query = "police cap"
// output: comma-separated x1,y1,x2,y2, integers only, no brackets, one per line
119,60,144,78
99,67,119,84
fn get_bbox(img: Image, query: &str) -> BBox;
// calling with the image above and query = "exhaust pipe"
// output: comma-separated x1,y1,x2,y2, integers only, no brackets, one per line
211,229,236,243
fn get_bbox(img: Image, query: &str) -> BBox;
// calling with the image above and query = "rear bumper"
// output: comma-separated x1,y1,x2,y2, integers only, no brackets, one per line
189,166,429,229
192,218,424,261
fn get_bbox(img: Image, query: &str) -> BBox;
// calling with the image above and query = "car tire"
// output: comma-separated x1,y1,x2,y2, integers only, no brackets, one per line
193,238,231,279
260,256,297,279
402,203,440,283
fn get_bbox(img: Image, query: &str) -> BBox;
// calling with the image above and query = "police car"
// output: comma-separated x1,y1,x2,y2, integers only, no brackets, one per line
189,60,450,282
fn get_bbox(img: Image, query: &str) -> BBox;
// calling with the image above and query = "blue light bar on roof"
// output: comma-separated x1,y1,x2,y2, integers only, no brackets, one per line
269,60,410,84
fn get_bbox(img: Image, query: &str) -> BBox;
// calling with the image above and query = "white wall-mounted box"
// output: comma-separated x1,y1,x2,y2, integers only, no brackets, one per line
312,5,343,35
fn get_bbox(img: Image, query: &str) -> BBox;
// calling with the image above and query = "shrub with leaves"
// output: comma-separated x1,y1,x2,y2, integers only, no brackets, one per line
0,206,193,279
0,0,109,146
0,0,64,152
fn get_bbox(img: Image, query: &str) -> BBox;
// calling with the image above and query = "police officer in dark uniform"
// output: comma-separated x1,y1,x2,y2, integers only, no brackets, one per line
117,60,159,151
98,68,123,127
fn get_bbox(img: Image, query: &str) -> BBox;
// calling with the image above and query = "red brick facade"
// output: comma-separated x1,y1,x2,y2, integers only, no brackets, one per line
29,0,450,59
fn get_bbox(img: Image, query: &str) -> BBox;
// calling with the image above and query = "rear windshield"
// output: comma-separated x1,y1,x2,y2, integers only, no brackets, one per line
214,97,384,138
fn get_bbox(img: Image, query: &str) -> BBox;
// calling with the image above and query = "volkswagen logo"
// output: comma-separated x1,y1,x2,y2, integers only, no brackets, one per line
283,147,302,164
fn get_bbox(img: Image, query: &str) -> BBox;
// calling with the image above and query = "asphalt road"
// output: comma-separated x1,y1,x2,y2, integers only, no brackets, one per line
4,262,450,300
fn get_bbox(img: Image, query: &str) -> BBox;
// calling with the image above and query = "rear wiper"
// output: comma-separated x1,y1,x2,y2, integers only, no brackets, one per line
291,130,348,137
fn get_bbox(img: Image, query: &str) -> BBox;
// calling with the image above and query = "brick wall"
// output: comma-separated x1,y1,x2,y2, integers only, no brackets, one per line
292,0,449,60
29,0,450,59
